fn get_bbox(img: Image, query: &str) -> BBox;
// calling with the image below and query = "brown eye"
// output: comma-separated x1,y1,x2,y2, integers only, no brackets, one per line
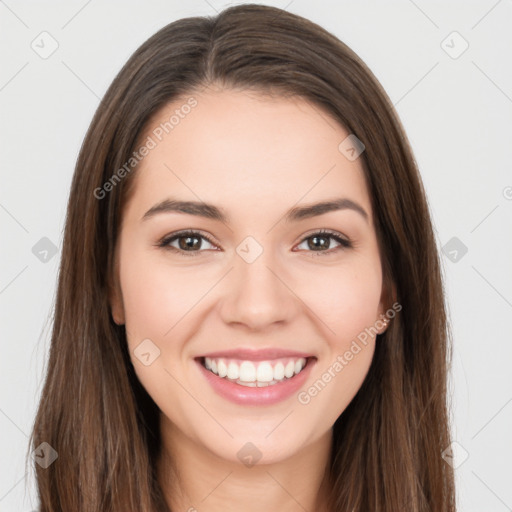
296,230,352,254
158,231,217,256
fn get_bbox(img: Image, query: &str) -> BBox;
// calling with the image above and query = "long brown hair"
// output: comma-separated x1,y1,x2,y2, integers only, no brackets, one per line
29,4,456,511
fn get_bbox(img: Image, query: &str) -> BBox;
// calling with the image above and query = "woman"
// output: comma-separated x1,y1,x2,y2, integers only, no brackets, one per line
29,4,456,511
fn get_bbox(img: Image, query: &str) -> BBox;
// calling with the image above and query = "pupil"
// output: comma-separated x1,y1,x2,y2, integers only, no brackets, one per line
180,236,200,250
310,235,328,250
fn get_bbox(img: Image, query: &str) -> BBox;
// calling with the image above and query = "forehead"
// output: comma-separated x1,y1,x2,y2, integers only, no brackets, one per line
124,88,372,225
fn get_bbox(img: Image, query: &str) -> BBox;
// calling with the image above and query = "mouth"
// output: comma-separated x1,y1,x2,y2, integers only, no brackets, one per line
195,355,317,388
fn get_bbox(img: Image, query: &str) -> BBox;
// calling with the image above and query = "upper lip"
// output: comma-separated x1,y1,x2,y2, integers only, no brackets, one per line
196,348,315,361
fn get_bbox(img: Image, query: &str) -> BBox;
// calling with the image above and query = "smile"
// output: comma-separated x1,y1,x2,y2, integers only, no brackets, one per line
194,355,317,406
201,356,309,387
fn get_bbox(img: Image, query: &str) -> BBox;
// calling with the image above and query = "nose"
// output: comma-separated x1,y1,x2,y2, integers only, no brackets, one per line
219,247,299,331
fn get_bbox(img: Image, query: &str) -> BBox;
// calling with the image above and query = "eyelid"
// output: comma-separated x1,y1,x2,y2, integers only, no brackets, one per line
297,227,349,244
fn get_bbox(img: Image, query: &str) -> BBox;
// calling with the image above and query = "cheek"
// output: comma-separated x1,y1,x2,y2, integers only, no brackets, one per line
120,251,209,344
298,261,383,344
295,262,381,403
118,252,204,412
295,272,380,422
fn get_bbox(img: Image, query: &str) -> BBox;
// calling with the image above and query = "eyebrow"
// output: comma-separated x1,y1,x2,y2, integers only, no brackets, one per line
141,197,369,224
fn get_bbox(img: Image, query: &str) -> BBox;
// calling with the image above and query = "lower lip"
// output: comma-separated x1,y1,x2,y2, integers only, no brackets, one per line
195,357,316,406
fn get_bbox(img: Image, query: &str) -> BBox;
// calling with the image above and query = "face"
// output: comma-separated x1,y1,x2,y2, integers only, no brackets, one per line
110,87,389,465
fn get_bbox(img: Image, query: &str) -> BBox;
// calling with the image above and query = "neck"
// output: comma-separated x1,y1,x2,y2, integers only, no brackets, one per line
157,415,333,512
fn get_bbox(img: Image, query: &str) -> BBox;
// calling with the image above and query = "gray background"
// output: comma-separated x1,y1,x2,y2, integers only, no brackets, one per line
1,1,511,510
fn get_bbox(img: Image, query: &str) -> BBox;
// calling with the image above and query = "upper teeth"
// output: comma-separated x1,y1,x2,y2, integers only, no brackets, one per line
203,357,307,387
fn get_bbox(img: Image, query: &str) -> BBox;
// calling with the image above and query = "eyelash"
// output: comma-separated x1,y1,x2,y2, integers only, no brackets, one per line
157,229,353,257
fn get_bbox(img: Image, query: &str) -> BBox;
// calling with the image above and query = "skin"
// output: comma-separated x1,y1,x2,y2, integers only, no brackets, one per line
109,85,390,512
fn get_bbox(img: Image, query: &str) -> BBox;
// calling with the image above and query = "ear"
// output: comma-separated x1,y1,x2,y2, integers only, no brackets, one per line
108,249,125,326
